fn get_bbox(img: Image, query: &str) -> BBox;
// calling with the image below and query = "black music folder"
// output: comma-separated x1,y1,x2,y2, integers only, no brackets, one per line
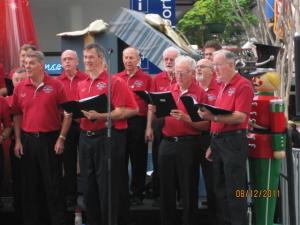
134,91,177,118
61,94,108,118
180,95,203,122
199,103,233,115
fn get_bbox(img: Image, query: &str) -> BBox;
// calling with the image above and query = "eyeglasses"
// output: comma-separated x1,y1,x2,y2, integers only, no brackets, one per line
175,71,192,77
212,63,228,68
196,65,212,69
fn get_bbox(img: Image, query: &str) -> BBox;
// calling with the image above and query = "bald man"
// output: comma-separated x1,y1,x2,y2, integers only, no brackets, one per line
57,49,87,210
195,58,220,224
116,47,152,206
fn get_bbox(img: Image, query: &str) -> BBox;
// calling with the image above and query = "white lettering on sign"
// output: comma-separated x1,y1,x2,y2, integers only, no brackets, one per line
45,64,62,71
161,0,173,25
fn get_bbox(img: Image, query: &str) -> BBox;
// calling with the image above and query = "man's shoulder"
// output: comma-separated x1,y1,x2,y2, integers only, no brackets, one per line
153,71,167,80
115,70,126,77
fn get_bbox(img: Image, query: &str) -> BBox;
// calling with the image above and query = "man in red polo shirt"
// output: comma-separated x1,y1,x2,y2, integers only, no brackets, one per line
116,47,152,205
158,55,209,225
145,46,179,204
203,40,222,62
195,58,220,224
0,95,12,208
0,64,7,96
5,67,26,221
198,49,254,225
8,44,37,95
78,43,138,225
12,50,72,225
57,49,87,210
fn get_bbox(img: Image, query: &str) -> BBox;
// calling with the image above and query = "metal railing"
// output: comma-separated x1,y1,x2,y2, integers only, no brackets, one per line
280,147,299,225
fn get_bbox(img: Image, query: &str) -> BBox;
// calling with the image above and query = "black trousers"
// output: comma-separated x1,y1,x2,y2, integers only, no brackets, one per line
211,132,248,225
20,131,65,225
9,139,22,222
79,129,127,225
159,138,201,225
151,118,164,198
126,116,148,198
199,133,216,225
62,121,80,200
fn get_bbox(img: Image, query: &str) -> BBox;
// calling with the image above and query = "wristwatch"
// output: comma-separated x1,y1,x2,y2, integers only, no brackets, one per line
213,115,219,122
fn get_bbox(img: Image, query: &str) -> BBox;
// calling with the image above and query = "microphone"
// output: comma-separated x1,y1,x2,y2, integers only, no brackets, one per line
108,48,114,55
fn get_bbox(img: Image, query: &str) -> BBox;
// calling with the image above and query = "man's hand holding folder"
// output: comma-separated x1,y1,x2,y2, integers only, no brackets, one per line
61,94,108,119
134,91,177,118
198,103,233,115
180,96,203,122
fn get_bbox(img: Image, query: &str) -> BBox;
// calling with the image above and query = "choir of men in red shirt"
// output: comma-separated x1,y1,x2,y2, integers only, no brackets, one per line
0,40,254,225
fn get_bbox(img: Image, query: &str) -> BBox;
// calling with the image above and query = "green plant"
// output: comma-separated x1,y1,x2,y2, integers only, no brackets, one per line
177,0,258,46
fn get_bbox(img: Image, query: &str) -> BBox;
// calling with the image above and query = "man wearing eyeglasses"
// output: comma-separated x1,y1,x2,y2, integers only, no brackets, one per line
198,50,254,225
195,58,220,225
157,55,209,225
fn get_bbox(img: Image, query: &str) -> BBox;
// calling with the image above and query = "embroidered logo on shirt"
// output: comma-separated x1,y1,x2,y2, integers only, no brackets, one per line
96,82,106,90
43,85,54,94
20,93,26,98
208,94,216,102
131,80,144,89
227,88,236,96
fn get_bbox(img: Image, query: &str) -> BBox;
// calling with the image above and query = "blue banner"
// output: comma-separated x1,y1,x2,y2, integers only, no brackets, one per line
130,0,176,74
44,55,62,76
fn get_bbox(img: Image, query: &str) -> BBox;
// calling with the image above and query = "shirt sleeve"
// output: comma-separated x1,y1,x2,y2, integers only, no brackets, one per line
0,97,12,128
56,80,68,104
111,77,134,108
11,85,22,115
235,82,254,114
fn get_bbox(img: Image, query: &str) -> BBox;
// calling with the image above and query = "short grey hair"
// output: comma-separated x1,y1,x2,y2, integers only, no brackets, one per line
84,43,107,65
123,47,141,60
15,68,26,74
61,49,79,60
213,49,236,64
26,50,45,63
175,55,196,71
163,46,180,59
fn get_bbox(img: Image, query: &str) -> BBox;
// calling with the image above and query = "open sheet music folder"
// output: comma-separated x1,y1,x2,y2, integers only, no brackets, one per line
134,91,177,118
180,95,233,121
180,95,203,122
61,94,108,118
199,103,233,115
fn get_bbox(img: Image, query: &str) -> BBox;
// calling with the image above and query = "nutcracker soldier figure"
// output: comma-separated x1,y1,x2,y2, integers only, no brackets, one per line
248,44,286,225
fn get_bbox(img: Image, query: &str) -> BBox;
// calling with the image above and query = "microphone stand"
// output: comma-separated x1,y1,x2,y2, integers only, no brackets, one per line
106,48,113,225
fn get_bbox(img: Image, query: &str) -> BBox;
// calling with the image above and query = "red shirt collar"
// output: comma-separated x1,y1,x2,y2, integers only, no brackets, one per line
223,72,241,87
59,69,86,80
121,67,143,77
173,81,198,95
24,72,51,86
85,70,108,82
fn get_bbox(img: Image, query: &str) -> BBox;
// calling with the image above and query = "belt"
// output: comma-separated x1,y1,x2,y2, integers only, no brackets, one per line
81,129,107,137
211,129,246,138
163,135,199,143
23,130,59,138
